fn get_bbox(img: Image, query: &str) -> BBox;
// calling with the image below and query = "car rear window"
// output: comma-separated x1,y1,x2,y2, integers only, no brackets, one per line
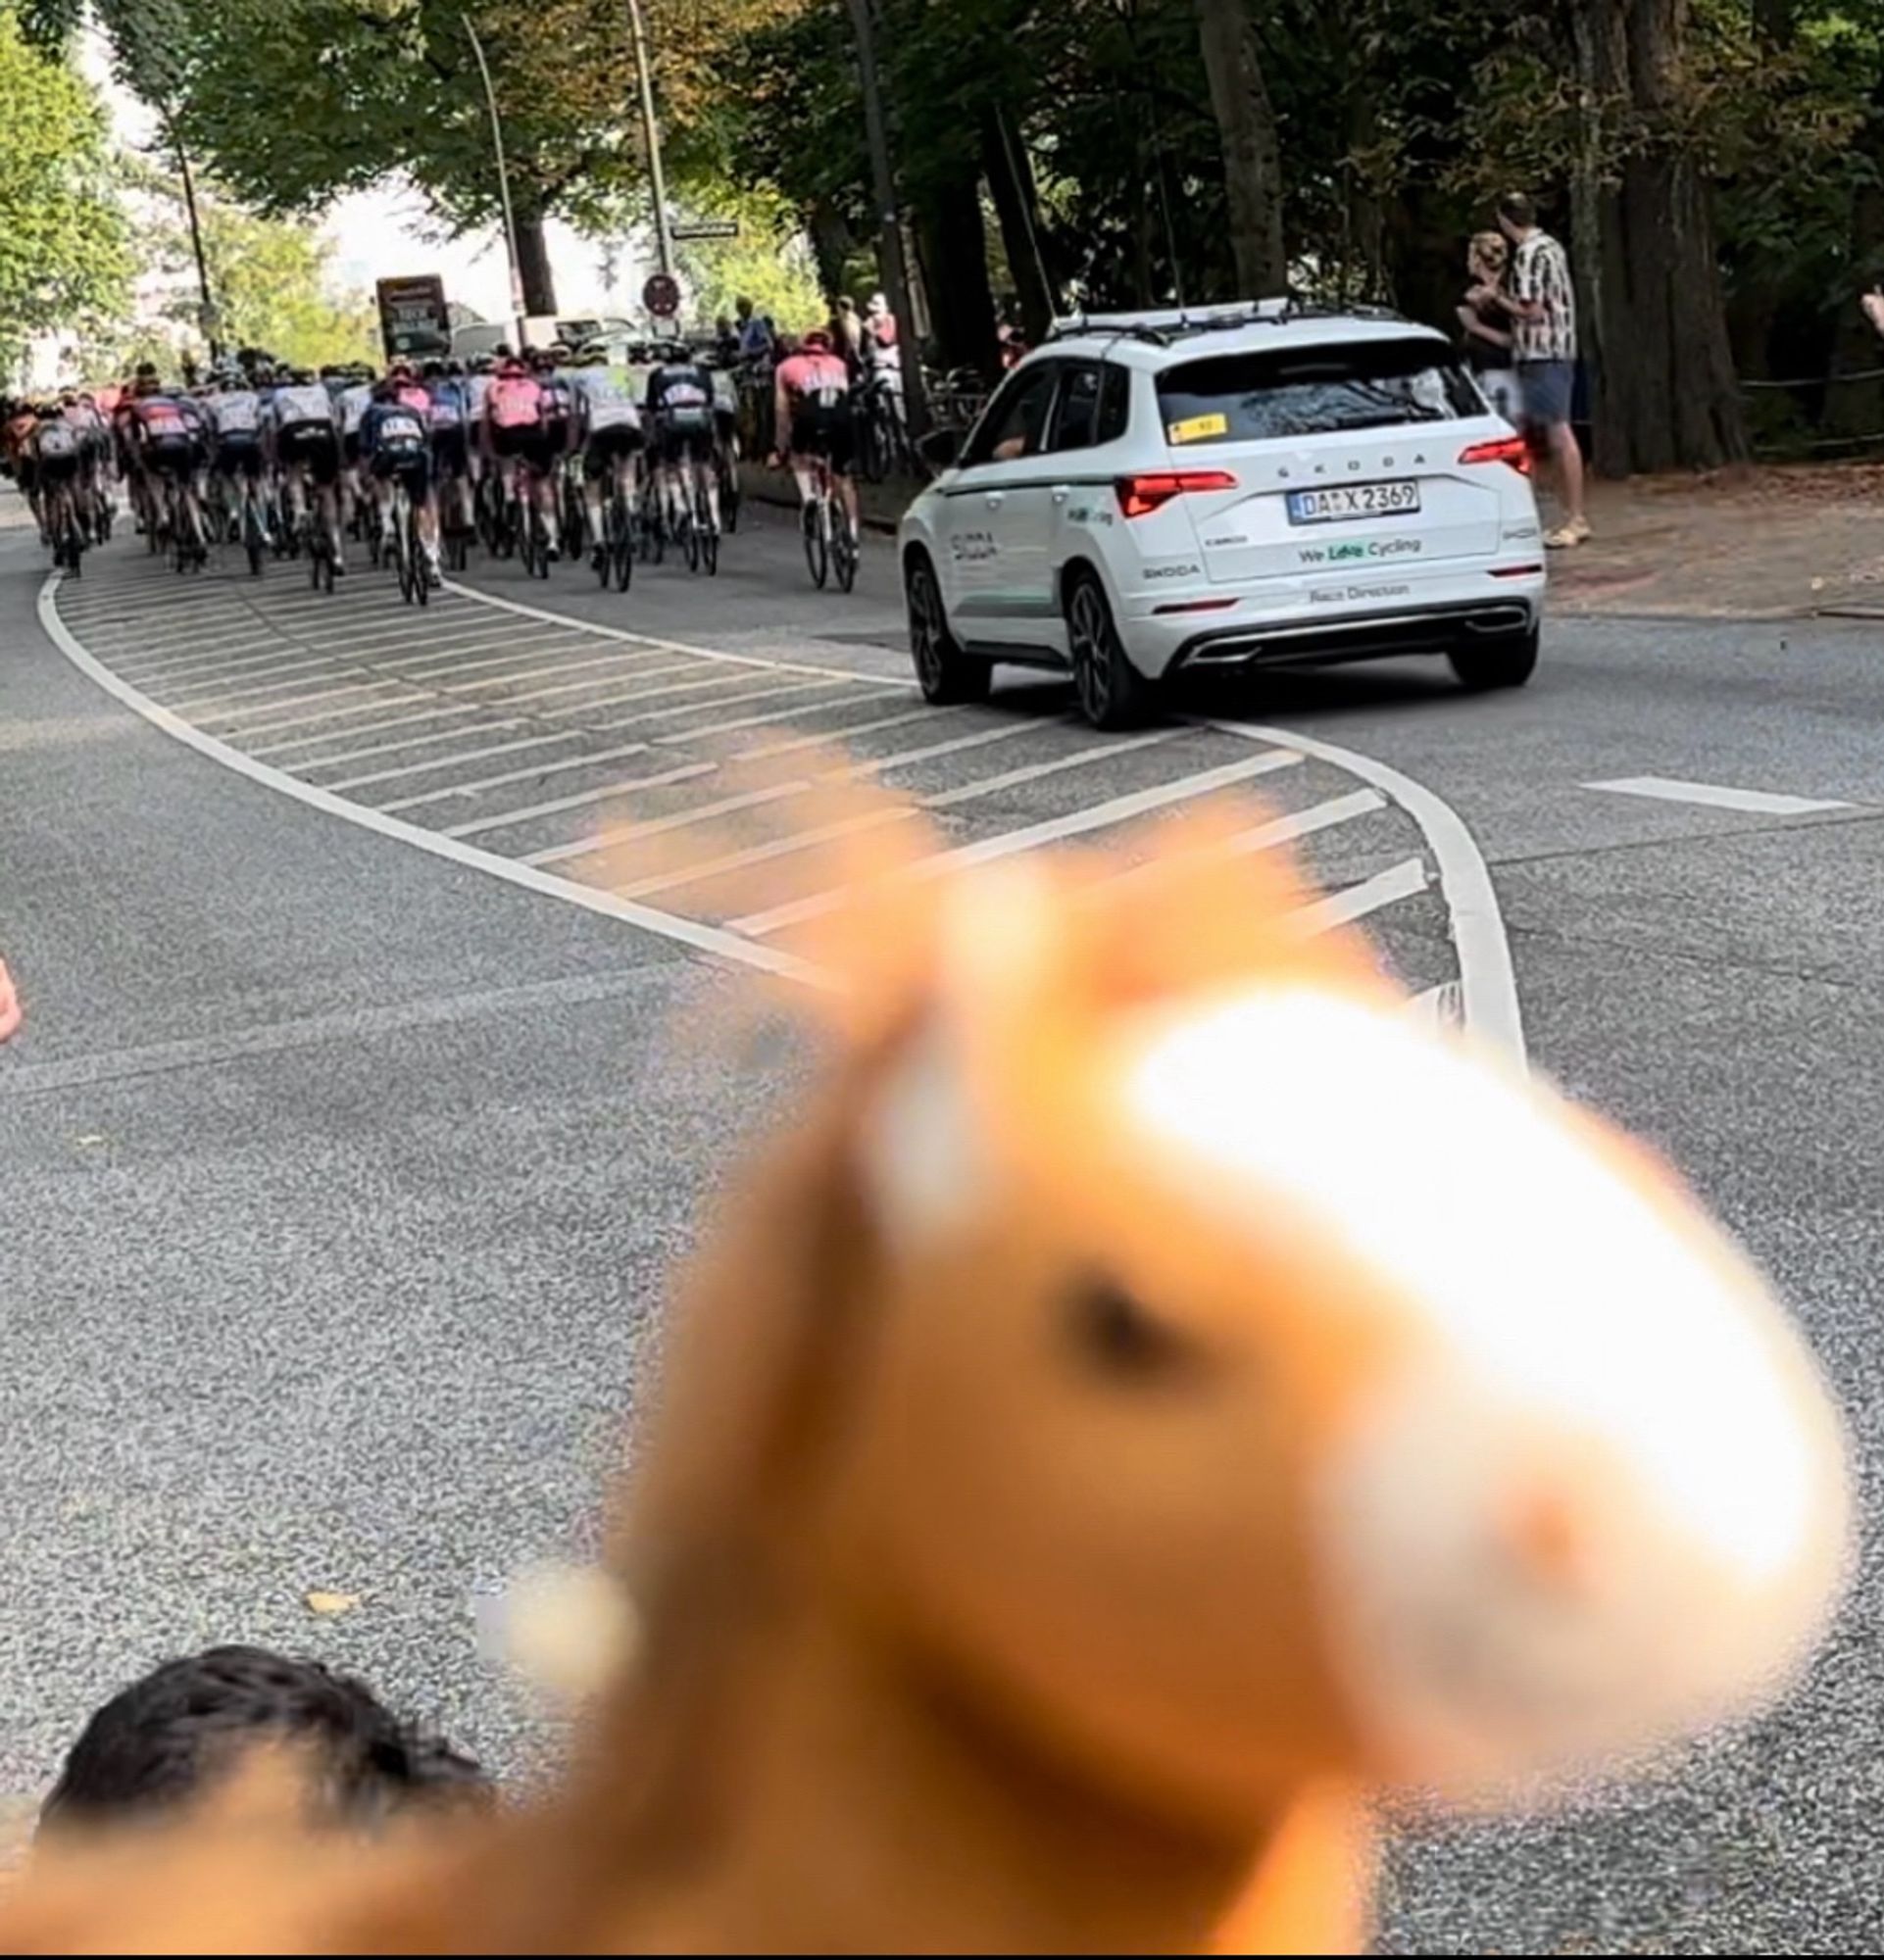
1157,339,1480,447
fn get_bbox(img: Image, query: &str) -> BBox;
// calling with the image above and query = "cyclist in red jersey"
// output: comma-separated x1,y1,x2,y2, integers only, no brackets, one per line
773,329,860,538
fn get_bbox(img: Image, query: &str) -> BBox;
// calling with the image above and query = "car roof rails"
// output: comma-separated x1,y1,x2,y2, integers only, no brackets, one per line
1045,296,1413,348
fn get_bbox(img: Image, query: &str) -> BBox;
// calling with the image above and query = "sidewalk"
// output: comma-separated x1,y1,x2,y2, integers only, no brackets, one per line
1548,466,1884,619
740,459,1884,621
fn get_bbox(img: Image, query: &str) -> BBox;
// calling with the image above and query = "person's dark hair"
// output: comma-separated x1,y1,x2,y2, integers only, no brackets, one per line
1497,191,1538,230
39,1646,489,1836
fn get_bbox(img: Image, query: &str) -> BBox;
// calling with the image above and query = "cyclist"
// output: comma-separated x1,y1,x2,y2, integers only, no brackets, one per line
268,367,345,570
62,391,111,533
533,344,578,554
205,369,268,545
4,398,44,538
123,372,207,554
424,360,473,543
568,348,642,571
644,338,720,540
482,353,556,557
30,404,84,559
336,367,375,531
361,370,441,587
772,327,860,540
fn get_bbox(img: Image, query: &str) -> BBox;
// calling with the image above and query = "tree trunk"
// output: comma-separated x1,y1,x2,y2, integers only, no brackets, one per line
806,201,856,300
514,209,558,318
912,169,1001,379
1573,0,1745,475
981,106,1055,341
1192,0,1285,296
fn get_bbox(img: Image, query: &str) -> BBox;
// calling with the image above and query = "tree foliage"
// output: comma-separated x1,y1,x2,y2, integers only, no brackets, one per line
0,5,132,377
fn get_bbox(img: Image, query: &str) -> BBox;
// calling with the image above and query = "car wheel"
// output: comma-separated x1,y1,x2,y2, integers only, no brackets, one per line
907,552,991,706
1066,571,1158,731
1450,624,1540,692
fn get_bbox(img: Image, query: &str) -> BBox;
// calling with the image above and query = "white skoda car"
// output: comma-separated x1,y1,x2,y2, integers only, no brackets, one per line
898,302,1546,729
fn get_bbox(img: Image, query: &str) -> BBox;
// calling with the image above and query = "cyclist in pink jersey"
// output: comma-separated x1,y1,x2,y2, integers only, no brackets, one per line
773,329,860,538
482,356,558,558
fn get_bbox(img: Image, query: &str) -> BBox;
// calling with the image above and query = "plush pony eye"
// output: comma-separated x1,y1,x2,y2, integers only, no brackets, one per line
1070,1278,1199,1384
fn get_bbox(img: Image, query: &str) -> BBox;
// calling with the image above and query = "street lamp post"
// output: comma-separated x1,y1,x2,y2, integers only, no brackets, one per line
462,13,528,346
624,0,674,280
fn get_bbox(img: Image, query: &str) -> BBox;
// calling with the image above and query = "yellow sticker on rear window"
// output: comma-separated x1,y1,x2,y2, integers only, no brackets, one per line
1166,413,1228,444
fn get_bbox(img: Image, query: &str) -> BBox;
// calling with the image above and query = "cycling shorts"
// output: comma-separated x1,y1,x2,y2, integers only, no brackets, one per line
341,429,364,470
791,405,855,475
490,422,553,472
144,436,201,481
278,421,340,486
217,434,263,480
655,416,714,468
34,451,78,490
371,441,432,499
13,457,36,496
583,423,642,478
431,424,470,477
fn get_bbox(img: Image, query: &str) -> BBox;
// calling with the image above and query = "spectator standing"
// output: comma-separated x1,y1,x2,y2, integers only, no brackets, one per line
734,297,775,366
830,295,865,373
1481,191,1588,549
1457,231,1518,427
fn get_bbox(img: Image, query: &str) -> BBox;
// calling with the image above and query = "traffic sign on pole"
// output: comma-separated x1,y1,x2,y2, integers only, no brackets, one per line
643,271,683,318
669,220,740,241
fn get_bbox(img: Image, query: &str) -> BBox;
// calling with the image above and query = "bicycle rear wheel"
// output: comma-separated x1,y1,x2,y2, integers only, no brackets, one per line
802,498,829,589
834,505,859,593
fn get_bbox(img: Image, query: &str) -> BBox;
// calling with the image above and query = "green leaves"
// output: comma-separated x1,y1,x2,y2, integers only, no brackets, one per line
0,7,133,375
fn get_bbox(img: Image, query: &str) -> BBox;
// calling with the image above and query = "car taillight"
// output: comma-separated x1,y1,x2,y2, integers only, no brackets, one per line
1115,469,1239,518
1459,435,1531,475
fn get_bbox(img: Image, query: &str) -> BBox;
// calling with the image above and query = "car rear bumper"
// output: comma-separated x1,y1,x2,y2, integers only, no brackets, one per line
1119,567,1546,677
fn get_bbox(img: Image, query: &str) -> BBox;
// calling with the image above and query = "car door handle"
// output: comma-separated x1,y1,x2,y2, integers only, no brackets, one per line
1051,488,1070,505
985,492,1004,510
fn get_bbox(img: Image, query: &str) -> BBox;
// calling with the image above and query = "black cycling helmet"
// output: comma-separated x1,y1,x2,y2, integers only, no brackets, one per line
492,341,514,360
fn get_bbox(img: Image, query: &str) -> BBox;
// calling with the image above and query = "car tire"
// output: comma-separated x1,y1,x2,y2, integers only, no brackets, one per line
1066,570,1159,731
907,551,991,706
1450,624,1540,692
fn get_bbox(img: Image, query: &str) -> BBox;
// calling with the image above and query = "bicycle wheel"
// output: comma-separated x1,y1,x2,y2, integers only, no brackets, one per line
680,503,700,574
611,501,634,592
834,505,859,594
702,517,719,577
802,497,828,590
721,456,741,533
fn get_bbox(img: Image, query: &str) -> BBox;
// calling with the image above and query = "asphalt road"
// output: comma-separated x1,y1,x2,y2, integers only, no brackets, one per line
7,494,1884,1948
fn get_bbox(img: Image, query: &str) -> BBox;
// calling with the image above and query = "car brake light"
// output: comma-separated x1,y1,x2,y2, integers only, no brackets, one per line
1115,469,1239,518
1459,435,1531,475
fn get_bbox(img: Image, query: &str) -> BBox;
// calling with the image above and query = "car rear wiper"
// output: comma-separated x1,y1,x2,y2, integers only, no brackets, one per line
1322,412,1443,431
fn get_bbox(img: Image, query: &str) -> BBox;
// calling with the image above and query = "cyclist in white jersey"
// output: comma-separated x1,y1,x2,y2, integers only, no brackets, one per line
569,353,643,569
205,374,267,539
267,369,344,568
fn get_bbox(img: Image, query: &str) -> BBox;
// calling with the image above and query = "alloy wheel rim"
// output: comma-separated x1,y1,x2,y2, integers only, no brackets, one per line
1070,587,1110,717
913,571,944,685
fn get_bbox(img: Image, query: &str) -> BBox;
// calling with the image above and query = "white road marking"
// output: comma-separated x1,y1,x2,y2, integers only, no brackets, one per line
299,719,534,775
735,705,938,757
833,717,1055,778
467,657,705,710
247,699,491,752
1584,775,1855,817
619,806,918,900
1230,788,1387,852
1210,719,1525,1069
328,729,596,796
1291,857,1430,935
1405,980,1462,1030
41,574,826,989
589,670,802,724
205,680,408,725
733,750,1303,937
525,780,812,866
377,738,657,810
440,760,717,838
442,577,912,691
925,729,1178,808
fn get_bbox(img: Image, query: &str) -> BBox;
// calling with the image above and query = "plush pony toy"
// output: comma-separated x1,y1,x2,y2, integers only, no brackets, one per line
2,809,1849,1955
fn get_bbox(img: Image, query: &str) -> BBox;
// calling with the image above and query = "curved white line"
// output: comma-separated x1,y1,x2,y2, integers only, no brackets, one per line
38,574,831,993
1209,717,1526,1069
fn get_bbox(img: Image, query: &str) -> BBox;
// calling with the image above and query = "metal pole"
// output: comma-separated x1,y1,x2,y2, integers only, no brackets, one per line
843,0,928,435
168,122,219,364
462,14,527,345
624,0,673,279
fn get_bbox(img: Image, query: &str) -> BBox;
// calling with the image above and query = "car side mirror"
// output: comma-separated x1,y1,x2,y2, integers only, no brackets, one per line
917,426,962,472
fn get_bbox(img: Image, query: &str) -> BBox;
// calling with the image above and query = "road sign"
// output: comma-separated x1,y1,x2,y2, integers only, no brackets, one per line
375,273,451,362
643,271,683,318
669,220,740,242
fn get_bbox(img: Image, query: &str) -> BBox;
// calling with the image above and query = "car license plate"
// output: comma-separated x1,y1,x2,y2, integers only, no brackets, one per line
1286,481,1420,524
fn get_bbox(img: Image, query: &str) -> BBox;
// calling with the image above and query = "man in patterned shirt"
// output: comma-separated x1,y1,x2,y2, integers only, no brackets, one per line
1480,191,1588,550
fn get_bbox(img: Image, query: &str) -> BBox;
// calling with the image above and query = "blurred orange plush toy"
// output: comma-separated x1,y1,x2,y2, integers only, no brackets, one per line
4,814,1850,1954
